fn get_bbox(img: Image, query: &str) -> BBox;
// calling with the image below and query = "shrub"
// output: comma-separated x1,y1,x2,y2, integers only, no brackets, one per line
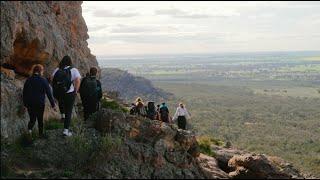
100,98,128,113
197,136,225,157
68,118,92,168
99,134,122,155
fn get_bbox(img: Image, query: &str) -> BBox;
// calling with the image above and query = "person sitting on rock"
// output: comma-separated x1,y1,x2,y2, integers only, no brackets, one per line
135,97,146,116
159,102,170,123
173,103,191,130
79,67,102,121
23,64,57,138
51,55,81,137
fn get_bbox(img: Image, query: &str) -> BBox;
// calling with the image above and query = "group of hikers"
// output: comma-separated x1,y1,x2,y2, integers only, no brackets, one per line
22,55,191,139
130,97,191,130
23,55,102,138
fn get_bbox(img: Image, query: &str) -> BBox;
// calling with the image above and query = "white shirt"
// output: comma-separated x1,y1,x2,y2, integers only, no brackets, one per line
173,106,191,121
52,66,81,93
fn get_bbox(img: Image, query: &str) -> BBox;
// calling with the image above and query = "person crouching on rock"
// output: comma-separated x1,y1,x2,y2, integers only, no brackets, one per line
173,103,191,130
23,64,57,138
79,67,102,121
51,55,81,137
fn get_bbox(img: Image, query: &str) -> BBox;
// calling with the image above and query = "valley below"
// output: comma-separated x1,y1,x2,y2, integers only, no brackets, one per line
99,51,320,177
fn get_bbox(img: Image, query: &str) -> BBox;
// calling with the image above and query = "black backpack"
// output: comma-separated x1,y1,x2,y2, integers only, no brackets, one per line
147,101,156,120
52,67,72,98
80,77,98,99
159,106,169,122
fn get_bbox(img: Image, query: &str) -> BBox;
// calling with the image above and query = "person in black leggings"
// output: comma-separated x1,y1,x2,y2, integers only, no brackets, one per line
51,56,81,136
23,64,56,137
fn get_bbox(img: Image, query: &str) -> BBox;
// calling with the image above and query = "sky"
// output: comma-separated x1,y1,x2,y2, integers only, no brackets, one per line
82,1,320,57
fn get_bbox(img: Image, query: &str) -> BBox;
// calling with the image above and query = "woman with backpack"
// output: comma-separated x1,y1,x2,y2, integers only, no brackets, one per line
51,55,81,136
173,103,191,130
23,64,56,138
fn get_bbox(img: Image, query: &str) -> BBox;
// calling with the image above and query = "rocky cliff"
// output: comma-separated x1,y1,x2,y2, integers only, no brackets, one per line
100,68,174,103
0,1,98,140
1,100,307,179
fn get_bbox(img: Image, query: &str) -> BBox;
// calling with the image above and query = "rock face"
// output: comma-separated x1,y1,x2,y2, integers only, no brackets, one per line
100,68,174,103
1,103,308,179
1,107,230,179
211,145,305,179
0,1,98,140
228,154,302,179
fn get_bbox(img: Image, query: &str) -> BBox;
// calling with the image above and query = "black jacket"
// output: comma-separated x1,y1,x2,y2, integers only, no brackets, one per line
79,76,103,101
23,74,55,107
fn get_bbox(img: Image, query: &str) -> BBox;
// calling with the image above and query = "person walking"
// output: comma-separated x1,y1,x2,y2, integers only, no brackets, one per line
173,103,191,130
51,55,81,136
159,102,170,123
135,97,146,116
79,67,102,121
23,64,56,138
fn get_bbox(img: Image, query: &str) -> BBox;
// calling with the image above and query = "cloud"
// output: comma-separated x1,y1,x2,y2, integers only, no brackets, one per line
93,9,139,17
154,8,239,18
88,25,108,32
155,8,212,18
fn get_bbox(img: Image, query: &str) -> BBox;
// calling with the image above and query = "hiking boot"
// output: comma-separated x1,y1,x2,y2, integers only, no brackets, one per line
63,129,72,137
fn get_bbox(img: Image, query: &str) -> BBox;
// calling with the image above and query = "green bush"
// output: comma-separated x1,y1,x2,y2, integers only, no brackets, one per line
68,118,92,168
100,98,128,113
197,136,224,157
99,134,122,155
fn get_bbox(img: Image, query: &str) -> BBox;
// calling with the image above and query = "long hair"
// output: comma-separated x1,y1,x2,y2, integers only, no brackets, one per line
58,55,72,69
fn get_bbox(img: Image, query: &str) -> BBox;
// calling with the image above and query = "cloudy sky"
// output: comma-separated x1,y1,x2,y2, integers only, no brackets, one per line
82,1,320,56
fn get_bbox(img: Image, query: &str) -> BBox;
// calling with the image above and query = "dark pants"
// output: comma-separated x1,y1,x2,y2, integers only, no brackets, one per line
82,98,98,120
57,97,65,115
178,116,187,130
27,105,45,135
161,113,169,123
57,92,76,129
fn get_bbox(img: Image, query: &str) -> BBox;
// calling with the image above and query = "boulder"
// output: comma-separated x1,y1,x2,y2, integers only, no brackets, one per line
228,153,292,179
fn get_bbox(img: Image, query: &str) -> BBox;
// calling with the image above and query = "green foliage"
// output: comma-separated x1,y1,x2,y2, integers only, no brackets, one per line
44,118,64,130
100,98,128,113
197,136,224,157
158,82,320,177
62,170,74,178
68,118,92,168
99,134,122,155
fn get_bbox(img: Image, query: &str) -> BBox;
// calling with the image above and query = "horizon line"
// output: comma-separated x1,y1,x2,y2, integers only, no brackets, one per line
95,50,320,58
